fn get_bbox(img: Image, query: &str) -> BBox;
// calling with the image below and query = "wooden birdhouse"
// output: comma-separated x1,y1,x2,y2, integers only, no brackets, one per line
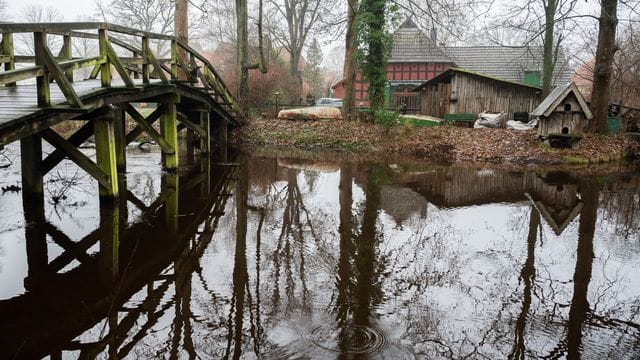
532,82,593,148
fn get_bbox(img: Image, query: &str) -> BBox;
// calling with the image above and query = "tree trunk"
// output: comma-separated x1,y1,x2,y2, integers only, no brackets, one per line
175,0,189,80
588,0,618,133
342,0,358,121
236,0,250,118
289,51,303,104
542,0,557,97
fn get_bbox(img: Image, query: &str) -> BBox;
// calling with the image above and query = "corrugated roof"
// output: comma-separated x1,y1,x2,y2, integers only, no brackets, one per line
389,19,454,63
445,46,573,85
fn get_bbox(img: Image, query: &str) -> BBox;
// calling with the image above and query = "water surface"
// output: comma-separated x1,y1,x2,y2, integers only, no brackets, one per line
0,144,639,359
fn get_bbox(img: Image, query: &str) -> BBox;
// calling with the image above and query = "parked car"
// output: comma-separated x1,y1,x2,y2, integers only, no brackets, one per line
315,98,342,107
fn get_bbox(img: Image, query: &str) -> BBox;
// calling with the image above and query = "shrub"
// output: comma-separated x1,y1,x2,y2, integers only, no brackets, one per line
373,110,400,133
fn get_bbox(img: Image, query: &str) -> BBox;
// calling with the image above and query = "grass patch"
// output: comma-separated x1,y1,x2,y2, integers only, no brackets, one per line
564,155,589,165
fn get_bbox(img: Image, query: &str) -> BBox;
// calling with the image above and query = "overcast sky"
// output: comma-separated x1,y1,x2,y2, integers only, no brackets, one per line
5,0,96,21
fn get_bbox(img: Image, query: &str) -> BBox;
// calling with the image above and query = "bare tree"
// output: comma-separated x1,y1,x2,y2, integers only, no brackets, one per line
265,0,341,103
94,0,174,56
15,5,64,55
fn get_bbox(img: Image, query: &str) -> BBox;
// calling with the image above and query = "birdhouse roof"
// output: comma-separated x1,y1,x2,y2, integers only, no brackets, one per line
531,82,593,119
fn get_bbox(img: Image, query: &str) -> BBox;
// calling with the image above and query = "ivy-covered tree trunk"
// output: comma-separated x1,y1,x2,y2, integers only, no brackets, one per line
360,0,388,112
236,0,250,119
588,0,618,133
342,0,359,121
542,0,558,97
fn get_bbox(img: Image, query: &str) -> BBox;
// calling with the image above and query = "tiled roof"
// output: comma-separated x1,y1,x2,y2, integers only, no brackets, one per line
445,46,573,85
389,19,454,63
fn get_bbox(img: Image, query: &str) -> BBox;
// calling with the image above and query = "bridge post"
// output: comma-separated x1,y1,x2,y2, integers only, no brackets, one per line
33,32,51,107
20,135,44,199
2,32,16,86
199,111,211,155
99,29,112,87
142,37,150,84
62,34,73,82
95,107,120,201
113,107,127,173
161,95,179,171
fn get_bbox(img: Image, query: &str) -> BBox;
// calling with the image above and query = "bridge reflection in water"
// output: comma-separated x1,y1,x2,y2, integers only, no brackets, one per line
0,153,236,360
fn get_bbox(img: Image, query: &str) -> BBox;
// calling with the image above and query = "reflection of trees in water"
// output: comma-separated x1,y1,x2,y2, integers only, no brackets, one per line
600,179,640,240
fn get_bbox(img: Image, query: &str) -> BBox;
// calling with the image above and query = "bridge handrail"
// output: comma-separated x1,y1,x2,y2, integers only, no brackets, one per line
0,22,238,117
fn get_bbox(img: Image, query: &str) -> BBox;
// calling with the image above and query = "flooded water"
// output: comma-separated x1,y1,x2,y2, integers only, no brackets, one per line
1,143,640,359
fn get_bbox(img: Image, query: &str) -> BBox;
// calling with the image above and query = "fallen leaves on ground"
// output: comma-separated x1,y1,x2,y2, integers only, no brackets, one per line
231,117,639,165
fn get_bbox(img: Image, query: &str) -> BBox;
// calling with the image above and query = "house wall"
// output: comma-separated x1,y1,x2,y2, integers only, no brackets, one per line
419,73,542,120
332,62,452,108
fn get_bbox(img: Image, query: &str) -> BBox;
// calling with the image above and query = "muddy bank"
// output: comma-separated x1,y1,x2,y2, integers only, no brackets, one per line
231,117,640,165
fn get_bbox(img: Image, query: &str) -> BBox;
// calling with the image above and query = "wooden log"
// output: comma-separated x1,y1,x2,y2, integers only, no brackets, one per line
0,66,43,86
2,32,16,86
34,32,51,107
145,49,168,84
171,39,178,80
94,108,120,200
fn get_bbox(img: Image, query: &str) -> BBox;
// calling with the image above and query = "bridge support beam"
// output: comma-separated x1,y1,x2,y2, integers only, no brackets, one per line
161,96,179,171
20,134,44,199
113,106,127,173
199,111,211,155
95,107,120,201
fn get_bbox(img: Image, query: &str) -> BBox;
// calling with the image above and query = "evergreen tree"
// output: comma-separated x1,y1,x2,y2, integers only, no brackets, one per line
304,38,324,99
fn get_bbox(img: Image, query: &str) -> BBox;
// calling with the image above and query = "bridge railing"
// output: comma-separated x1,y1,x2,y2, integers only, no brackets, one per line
0,22,238,116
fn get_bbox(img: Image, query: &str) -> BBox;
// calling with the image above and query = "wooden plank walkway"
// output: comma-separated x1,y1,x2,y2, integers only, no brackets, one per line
0,78,157,130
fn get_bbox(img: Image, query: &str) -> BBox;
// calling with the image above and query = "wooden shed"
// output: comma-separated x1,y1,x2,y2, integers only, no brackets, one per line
532,82,593,143
412,68,542,121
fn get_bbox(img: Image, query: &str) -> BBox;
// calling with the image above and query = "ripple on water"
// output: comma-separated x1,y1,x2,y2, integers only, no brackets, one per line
309,324,387,355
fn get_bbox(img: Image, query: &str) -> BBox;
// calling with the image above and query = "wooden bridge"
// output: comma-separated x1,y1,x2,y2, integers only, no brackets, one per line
0,22,240,201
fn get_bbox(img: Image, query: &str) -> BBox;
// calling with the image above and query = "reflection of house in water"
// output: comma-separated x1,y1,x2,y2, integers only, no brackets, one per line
527,172,583,236
395,166,584,235
398,166,532,208
380,185,428,225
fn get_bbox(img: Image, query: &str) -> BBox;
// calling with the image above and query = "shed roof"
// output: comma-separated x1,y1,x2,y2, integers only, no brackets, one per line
412,67,543,92
531,82,593,119
445,46,573,84
389,18,454,63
